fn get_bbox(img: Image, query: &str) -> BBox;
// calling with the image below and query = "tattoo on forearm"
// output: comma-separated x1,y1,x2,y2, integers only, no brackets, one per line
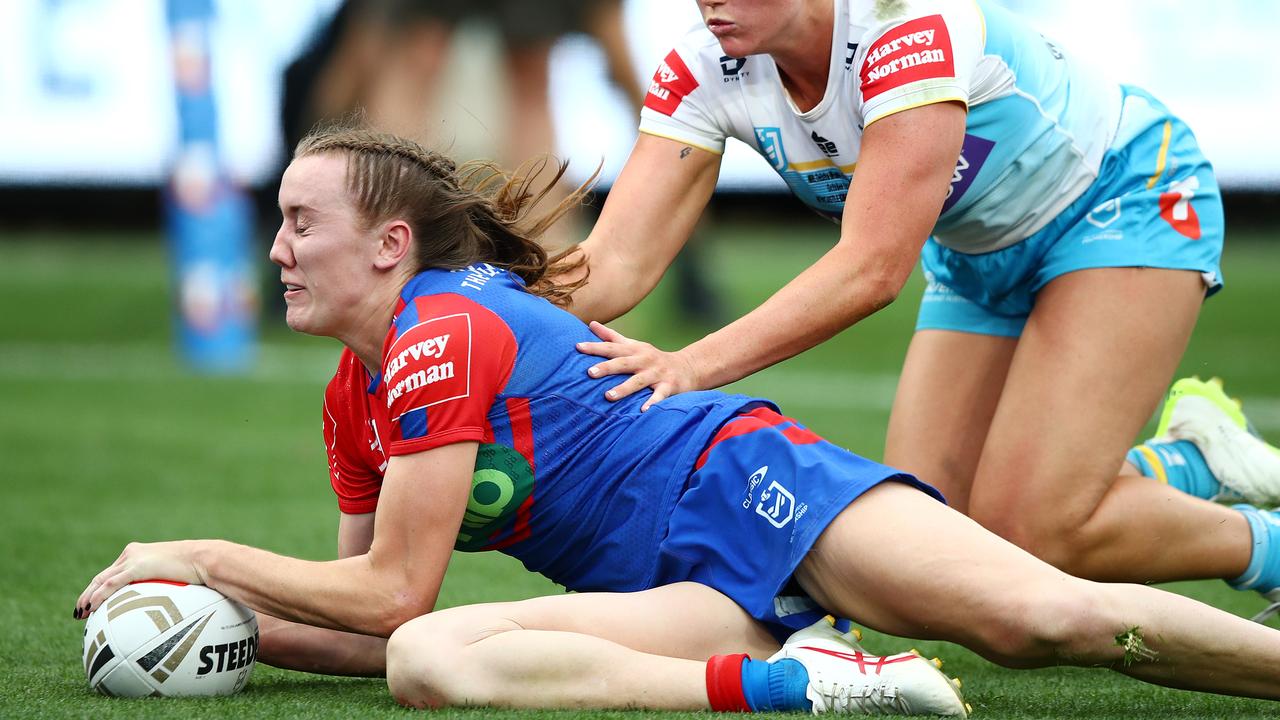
680,147,692,159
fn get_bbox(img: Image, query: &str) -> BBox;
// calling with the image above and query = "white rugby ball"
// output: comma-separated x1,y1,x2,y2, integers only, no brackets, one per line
83,581,258,697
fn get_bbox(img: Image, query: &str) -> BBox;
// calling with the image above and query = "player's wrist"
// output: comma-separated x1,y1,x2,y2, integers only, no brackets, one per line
189,538,228,587
675,345,714,392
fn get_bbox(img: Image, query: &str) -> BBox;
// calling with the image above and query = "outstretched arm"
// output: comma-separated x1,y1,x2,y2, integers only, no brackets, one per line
557,133,721,323
581,102,966,406
254,511,386,676
76,442,478,639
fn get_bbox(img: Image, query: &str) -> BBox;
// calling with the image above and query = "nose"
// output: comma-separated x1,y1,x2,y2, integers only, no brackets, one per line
268,222,294,268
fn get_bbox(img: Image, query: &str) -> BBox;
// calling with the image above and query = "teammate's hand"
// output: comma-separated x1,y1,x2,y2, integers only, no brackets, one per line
74,540,209,620
577,321,701,411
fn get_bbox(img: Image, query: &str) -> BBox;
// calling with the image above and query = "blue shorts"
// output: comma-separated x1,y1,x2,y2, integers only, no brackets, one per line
917,86,1225,338
652,407,944,642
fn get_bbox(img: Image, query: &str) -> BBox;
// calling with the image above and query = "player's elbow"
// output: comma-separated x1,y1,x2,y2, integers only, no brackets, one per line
385,597,433,637
831,242,912,316
572,240,662,323
865,274,904,311
365,589,433,637
852,268,907,314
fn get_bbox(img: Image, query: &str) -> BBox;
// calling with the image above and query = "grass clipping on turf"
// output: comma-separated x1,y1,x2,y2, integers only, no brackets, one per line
1114,626,1158,666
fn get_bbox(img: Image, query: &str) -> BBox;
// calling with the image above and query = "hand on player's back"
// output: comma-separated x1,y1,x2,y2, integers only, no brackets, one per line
577,321,702,411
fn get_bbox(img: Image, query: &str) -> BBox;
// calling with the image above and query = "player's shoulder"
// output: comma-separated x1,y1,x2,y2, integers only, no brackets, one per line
646,19,764,125
848,0,982,43
383,267,522,384
392,266,519,330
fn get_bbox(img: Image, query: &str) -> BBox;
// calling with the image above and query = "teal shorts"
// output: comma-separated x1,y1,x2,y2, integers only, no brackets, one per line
916,86,1225,338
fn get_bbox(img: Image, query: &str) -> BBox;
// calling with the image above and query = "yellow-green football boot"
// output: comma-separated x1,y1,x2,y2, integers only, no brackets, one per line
1154,377,1280,506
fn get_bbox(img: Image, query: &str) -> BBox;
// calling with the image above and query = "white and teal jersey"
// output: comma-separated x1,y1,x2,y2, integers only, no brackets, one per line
639,0,1122,254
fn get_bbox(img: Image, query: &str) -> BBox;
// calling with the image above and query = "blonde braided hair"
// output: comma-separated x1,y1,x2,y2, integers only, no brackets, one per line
294,125,590,306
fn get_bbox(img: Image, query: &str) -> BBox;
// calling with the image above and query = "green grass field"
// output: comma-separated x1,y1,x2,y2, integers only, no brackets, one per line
3,224,1279,718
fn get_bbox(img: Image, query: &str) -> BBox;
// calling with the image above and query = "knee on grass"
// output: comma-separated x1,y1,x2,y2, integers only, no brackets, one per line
386,612,519,709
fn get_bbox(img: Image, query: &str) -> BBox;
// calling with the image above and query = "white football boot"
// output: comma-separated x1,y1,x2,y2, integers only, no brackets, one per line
770,620,970,716
1155,377,1280,506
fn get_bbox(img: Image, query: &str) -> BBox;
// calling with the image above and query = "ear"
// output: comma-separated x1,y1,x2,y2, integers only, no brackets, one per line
373,220,414,271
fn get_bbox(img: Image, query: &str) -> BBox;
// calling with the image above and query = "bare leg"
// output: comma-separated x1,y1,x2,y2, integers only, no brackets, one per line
502,41,578,249
796,482,1280,698
583,0,644,111
365,21,454,140
885,329,1015,512
965,268,1250,580
386,582,779,709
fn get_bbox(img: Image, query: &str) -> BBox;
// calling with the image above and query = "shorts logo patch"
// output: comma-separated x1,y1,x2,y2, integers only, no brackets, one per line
860,15,954,102
742,465,769,509
645,50,699,116
755,479,795,529
1159,176,1202,239
1085,198,1123,228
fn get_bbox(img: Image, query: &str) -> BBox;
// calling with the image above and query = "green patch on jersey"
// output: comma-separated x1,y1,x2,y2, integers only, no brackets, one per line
454,443,534,551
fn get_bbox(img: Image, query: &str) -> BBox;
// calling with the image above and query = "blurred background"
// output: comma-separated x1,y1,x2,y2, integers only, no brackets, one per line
2,0,1276,365
4,0,1279,189
4,0,1278,188
2,2,1279,716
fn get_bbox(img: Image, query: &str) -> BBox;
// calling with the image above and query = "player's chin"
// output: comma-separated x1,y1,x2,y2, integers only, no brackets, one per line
715,37,757,61
283,307,317,336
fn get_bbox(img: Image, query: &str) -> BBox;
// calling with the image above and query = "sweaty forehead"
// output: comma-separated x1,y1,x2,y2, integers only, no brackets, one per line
279,153,352,213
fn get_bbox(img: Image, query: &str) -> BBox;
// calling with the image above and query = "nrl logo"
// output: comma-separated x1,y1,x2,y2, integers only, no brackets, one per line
754,127,787,172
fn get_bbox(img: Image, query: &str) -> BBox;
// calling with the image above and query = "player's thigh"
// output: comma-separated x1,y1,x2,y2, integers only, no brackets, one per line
794,482,1102,665
885,329,1016,513
395,582,779,660
967,267,1204,541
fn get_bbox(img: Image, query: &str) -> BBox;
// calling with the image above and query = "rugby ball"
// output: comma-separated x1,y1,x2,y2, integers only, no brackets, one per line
83,581,258,697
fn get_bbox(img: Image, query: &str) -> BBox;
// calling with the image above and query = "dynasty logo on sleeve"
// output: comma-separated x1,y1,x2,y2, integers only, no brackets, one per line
860,15,955,101
645,50,700,116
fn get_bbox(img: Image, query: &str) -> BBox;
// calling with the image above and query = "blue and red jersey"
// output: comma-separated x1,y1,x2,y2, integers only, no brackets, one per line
322,264,764,592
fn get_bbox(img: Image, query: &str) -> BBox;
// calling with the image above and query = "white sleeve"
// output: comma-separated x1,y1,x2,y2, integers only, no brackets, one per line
856,3,984,127
638,47,728,155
